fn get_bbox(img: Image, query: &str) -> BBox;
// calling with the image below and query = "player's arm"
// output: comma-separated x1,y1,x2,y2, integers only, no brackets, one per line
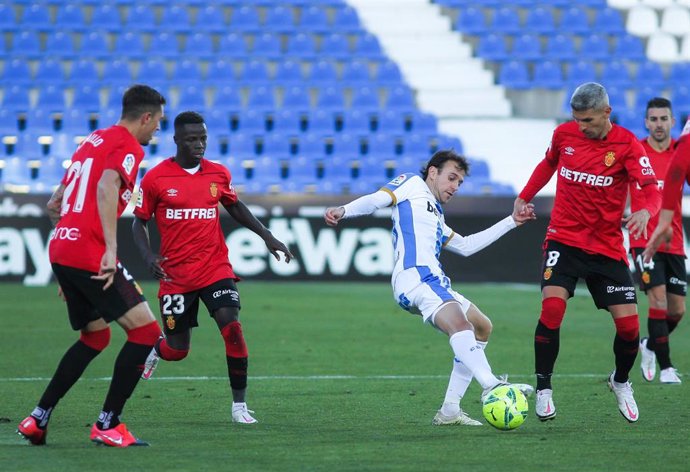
514,152,558,215
623,141,662,240
443,202,535,257
46,183,66,226
324,190,393,226
224,199,294,263
132,216,169,281
91,168,121,289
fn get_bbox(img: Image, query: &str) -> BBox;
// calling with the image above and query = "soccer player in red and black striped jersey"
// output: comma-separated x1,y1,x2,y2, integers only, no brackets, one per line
629,98,684,385
17,85,166,447
132,111,293,425
514,83,662,423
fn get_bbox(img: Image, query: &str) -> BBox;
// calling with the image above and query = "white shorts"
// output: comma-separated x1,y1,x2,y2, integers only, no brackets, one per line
393,268,471,323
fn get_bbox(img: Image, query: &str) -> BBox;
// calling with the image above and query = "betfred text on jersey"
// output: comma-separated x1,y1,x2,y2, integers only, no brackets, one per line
165,208,217,220
559,166,613,187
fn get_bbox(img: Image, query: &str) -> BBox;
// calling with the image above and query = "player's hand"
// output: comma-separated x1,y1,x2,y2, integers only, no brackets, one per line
147,254,170,281
511,202,536,226
91,249,117,290
642,226,673,263
623,209,650,240
265,235,294,263
324,206,345,226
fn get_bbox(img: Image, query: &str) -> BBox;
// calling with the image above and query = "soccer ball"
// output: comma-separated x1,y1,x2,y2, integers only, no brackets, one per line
482,385,528,430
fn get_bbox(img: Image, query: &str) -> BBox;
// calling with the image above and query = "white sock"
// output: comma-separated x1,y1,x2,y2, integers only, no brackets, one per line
449,330,498,390
232,402,246,410
440,357,473,416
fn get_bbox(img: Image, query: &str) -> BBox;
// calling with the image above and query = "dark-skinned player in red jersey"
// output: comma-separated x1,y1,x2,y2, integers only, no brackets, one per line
513,83,662,423
629,98,684,385
17,85,166,447
132,111,293,426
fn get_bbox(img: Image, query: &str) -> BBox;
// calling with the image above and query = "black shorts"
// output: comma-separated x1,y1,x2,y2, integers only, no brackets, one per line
540,240,637,309
52,262,147,331
159,278,241,335
630,248,687,296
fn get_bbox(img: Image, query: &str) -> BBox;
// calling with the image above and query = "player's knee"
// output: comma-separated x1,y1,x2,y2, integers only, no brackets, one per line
539,297,567,330
221,321,248,358
159,339,189,361
473,317,492,342
614,315,639,341
125,321,162,346
80,327,111,351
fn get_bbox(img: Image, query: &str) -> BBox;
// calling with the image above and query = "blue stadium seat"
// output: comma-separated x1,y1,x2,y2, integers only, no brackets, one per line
81,31,111,59
25,109,57,134
112,32,146,60
300,6,330,33
195,5,227,33
54,4,86,30
305,109,336,135
367,133,396,159
282,85,311,112
103,59,134,86
476,34,509,61
262,133,291,159
38,85,66,111
499,61,531,89
524,7,556,35
332,133,361,159
544,34,578,61
274,60,303,85
599,60,633,88
44,31,78,59
297,133,327,160
592,7,626,35
316,86,345,111
246,87,276,112
138,59,168,84
351,86,380,111
455,7,488,35
669,63,690,86
566,60,597,85
288,156,319,184
559,7,590,35
533,61,564,89
10,31,42,58
402,134,430,157
285,33,317,59
354,33,384,60
59,108,90,134
331,5,361,33
70,59,100,85
0,4,19,32
218,33,249,60
171,60,203,85
2,85,31,113
184,32,216,59
614,108,642,132
34,59,65,84
342,109,372,135
125,5,157,32
408,112,438,135
230,6,261,33
21,3,53,31
204,109,231,134
606,86,628,112
511,34,542,61
160,4,192,33
375,60,403,86
635,61,666,90
90,4,123,32
38,157,68,188
72,85,101,113
386,86,415,111
309,61,338,85
229,133,257,159
104,85,127,112
214,86,242,112
2,158,34,192
435,134,464,154
149,32,181,59
633,86,659,114
341,60,370,85
264,5,296,33
0,109,19,135
177,85,207,111
272,109,302,135
672,87,690,117
491,7,521,35
320,33,351,59
375,109,404,135
612,34,645,61
1,59,31,84
252,33,282,59
579,34,610,61
207,60,236,84
240,60,270,84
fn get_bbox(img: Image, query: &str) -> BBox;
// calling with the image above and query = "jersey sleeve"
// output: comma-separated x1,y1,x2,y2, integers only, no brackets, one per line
104,137,140,188
662,136,690,210
625,139,658,187
219,166,238,206
133,171,157,220
381,173,421,206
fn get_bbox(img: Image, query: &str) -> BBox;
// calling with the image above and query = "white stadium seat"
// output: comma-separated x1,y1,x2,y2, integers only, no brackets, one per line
659,5,690,36
626,5,659,37
641,0,674,8
680,33,690,60
608,0,640,9
646,31,680,62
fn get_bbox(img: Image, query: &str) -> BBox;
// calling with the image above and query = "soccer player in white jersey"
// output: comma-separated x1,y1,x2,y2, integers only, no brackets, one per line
325,150,536,425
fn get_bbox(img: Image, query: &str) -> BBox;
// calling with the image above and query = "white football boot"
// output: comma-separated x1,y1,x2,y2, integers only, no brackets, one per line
659,367,682,384
607,372,639,423
232,403,258,424
535,389,556,421
432,409,482,426
639,337,656,382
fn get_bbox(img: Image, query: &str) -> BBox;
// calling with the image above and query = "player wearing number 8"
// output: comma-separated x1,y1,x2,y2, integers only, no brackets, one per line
18,85,166,447
132,111,294,426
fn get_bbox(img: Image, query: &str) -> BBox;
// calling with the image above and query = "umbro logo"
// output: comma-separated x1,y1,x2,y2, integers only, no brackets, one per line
564,147,575,155
167,189,178,197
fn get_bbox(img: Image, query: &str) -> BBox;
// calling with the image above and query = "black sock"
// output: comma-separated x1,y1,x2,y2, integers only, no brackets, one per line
227,356,248,391
37,340,102,417
648,317,672,369
613,334,639,382
667,317,680,335
98,341,152,429
534,321,559,390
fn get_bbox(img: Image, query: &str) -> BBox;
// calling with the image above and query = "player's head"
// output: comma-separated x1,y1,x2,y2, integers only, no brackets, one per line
120,84,166,145
570,82,612,140
421,150,469,204
173,111,207,167
645,97,675,145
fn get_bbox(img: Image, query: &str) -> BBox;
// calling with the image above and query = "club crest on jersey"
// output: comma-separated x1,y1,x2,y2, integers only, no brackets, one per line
166,315,175,330
122,153,135,175
389,174,407,186
543,267,552,280
210,182,218,197
604,151,616,167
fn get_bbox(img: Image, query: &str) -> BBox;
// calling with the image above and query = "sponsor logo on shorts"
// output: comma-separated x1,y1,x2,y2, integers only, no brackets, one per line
543,267,552,280
669,277,687,287
213,289,239,301
166,315,175,330
51,227,81,241
607,285,636,301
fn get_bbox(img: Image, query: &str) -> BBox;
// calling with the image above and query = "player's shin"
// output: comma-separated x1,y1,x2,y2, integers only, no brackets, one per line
648,308,671,368
448,330,497,389
534,297,565,390
441,357,473,416
221,321,249,395
613,315,640,382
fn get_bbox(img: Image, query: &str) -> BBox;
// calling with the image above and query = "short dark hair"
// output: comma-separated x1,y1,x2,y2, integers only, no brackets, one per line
646,97,673,115
120,84,166,120
421,149,469,180
174,110,205,130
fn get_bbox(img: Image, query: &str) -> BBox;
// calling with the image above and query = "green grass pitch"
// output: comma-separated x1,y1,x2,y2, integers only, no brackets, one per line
0,281,688,471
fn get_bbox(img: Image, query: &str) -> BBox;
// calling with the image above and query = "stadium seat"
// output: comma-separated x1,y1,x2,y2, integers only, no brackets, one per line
635,61,667,90
532,60,565,89
37,85,66,112
332,5,361,33
579,34,611,61
274,60,304,85
44,31,78,59
2,85,31,113
282,85,312,112
543,34,577,61
262,133,292,159
70,59,100,85
499,61,531,89
2,157,34,192
10,31,42,58
90,4,123,31
247,86,276,112
341,61,370,85
491,7,521,35
669,62,690,85
171,60,203,85
373,109,404,135
626,5,659,37
214,86,242,112
511,34,542,61
59,108,90,134
299,5,330,33
272,109,302,135
559,7,591,35
285,33,317,59
315,86,345,112
297,133,327,160
408,112,438,135
599,61,633,88
149,32,181,59
342,109,372,135
207,60,236,84
54,4,86,31
240,60,271,85
160,4,192,33
354,33,384,60
455,7,488,35
305,109,336,135
402,134,430,157
524,7,556,35
612,34,646,61
660,5,690,37
81,31,111,59
230,6,261,33
112,31,146,59
566,60,597,85
646,32,680,63
0,4,19,32
218,33,249,60
0,109,19,135
476,34,509,61
21,3,52,31
320,33,351,59
125,5,157,32
606,86,629,113
375,60,403,86
1,59,32,85
177,85,207,111
633,86,659,113
366,133,397,160
34,59,65,84
386,86,415,111
72,85,101,113
252,33,283,59
25,109,57,134
236,109,268,135
264,5,297,33
195,5,228,33
102,59,134,86
592,7,626,36
184,33,216,59
308,60,339,85
138,59,168,84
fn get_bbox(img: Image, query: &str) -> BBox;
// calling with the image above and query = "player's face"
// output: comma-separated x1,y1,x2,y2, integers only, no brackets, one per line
174,123,207,167
428,161,465,204
572,106,612,140
138,108,164,145
645,107,674,144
